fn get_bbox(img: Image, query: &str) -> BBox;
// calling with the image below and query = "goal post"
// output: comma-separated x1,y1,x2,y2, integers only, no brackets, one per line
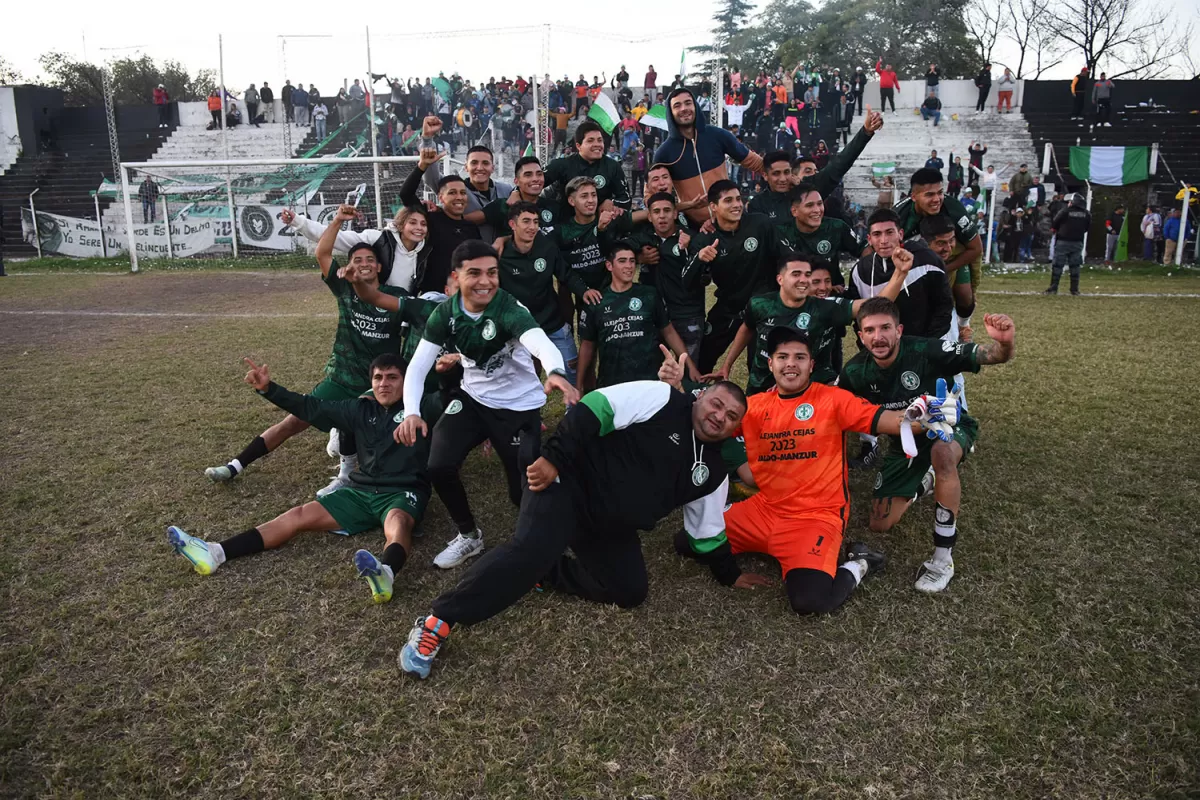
116,155,423,273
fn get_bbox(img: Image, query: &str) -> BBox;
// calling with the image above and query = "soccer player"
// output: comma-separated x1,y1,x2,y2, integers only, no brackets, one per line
684,180,785,373
674,326,944,613
399,146,481,293
577,241,697,390
170,353,433,604
777,181,865,273
839,298,1016,592
628,192,705,359
553,176,635,295
894,167,983,334
543,120,631,212
644,163,706,223
747,150,803,224
397,378,749,678
707,252,912,393
204,206,425,496
466,156,559,235
805,259,848,372
393,241,579,570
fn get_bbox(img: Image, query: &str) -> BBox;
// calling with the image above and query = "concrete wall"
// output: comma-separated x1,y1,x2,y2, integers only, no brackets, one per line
1021,79,1199,112
11,85,65,155
178,99,285,127
0,87,20,174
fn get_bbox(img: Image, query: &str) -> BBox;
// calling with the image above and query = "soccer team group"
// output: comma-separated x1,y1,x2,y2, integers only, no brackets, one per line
168,89,1017,679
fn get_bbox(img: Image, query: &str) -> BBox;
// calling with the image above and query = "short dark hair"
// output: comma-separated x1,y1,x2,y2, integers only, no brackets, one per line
777,253,811,274
789,180,821,205
793,155,817,168
707,179,739,205
919,214,956,239
574,120,604,145
450,240,499,271
646,191,676,208
910,167,944,188
606,239,637,261
856,296,901,324
369,353,405,376
347,242,379,261
466,145,493,159
647,162,671,176
807,259,835,278
508,201,540,222
763,149,792,171
867,207,901,230
707,379,748,412
766,326,812,356
514,155,542,174
437,174,466,192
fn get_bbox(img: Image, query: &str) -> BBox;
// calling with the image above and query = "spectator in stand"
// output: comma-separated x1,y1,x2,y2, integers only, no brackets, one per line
974,63,992,113
1163,208,1182,264
1070,66,1091,120
153,84,170,128
812,140,830,170
925,150,944,171
835,90,853,145
948,156,964,197
614,65,629,91
1009,163,1033,205
138,175,161,223
292,83,309,126
282,80,295,124
226,101,242,128
1140,205,1163,262
874,58,899,113
967,141,987,190
1105,203,1125,263
313,99,329,140
260,82,274,123
960,186,977,214
1029,174,1046,206
996,68,1016,113
925,64,941,97
851,66,868,115
974,164,999,205
244,84,261,128
921,91,942,126
872,175,895,209
336,87,352,127
1092,73,1114,127
349,78,365,103
207,89,222,130
308,84,321,122
574,75,589,113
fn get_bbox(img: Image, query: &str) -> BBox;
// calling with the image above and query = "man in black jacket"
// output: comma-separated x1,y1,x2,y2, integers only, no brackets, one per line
973,65,992,113
1045,194,1091,295
399,146,481,292
397,379,750,678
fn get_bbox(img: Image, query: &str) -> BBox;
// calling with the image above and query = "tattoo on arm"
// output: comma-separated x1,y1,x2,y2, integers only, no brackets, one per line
975,341,1011,365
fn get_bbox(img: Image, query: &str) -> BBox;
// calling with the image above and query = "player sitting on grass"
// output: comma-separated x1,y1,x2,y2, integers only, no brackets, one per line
169,353,436,604
838,298,1015,593
204,205,426,497
397,377,748,679
665,326,953,614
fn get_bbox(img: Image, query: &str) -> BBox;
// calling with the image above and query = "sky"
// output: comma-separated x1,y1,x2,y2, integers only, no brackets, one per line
4,0,1198,95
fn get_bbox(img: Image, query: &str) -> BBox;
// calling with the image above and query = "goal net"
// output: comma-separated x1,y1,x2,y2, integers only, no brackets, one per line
110,155,425,271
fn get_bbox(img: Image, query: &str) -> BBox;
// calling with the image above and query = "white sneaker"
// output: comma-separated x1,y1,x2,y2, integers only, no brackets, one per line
316,474,352,498
915,558,955,593
326,428,340,458
433,531,484,569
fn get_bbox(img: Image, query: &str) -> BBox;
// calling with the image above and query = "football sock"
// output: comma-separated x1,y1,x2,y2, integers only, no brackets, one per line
231,436,269,473
933,503,957,564
338,429,357,457
841,560,867,585
860,434,878,447
219,528,265,560
381,542,408,575
337,455,358,480
209,541,227,567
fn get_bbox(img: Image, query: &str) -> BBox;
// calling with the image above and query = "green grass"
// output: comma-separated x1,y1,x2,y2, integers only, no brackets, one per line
1,270,1197,798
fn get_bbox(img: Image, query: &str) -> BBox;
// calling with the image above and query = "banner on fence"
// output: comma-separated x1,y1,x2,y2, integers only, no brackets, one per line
20,208,218,258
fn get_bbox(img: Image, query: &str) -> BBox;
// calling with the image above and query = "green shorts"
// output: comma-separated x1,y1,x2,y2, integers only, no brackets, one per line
721,435,748,476
873,421,978,499
311,377,367,402
316,486,428,535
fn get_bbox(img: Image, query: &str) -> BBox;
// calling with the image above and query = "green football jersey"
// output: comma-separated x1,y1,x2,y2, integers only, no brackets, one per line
579,283,669,387
323,265,408,390
543,153,632,210
684,212,782,323
838,336,982,433
399,292,448,396
498,232,586,331
746,189,791,224
554,213,635,290
483,195,559,235
421,288,546,411
627,223,704,321
894,194,979,246
742,291,855,391
776,217,860,273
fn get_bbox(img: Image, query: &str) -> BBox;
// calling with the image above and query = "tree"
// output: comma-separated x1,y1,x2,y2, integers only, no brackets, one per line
1050,0,1189,79
964,0,1001,65
37,51,214,106
38,51,105,105
690,0,758,78
1002,0,1066,78
0,56,21,85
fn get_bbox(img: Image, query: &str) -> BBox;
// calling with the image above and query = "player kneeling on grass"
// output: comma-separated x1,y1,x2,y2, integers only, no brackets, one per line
397,379,748,679
168,353,435,604
204,205,424,497
666,326,953,613
838,298,1015,593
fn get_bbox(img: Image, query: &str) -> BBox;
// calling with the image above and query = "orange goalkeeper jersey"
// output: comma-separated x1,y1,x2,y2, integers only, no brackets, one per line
740,382,884,517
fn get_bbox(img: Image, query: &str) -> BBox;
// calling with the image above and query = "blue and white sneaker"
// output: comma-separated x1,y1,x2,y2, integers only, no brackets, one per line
398,615,451,679
167,526,219,575
353,549,394,604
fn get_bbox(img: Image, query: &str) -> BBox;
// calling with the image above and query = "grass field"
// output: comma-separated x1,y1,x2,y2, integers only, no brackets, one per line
1,264,1197,798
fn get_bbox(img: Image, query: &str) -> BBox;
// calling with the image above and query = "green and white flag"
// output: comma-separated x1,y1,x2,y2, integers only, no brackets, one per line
587,91,622,135
522,141,534,157
640,104,669,131
1068,146,1149,186
872,162,896,178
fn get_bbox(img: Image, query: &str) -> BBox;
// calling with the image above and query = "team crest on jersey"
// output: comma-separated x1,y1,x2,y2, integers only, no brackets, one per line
672,244,680,256
482,320,497,340
942,340,955,352
445,399,463,415
677,212,688,228
874,472,883,489
744,237,759,252
393,412,405,423
533,258,548,273
817,239,832,255
901,371,920,390
958,215,970,229
691,463,710,486
794,403,815,421
541,209,553,222
628,297,642,311
594,175,607,188
795,312,811,330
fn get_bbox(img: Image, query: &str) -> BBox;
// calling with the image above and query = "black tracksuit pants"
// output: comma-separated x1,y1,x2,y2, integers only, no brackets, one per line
431,474,649,626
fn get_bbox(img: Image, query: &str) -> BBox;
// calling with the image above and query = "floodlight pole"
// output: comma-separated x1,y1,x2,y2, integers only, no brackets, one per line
219,34,239,258
94,189,107,258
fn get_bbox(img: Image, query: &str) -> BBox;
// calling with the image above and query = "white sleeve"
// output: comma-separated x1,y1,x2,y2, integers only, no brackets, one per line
289,215,382,253
402,338,440,419
578,381,672,431
518,327,565,376
683,476,729,543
